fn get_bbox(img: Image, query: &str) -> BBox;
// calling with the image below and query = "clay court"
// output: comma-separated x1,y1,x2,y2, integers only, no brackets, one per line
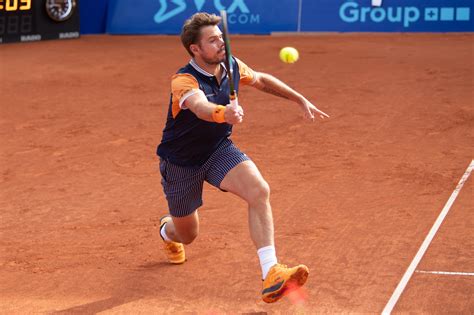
1,33,473,313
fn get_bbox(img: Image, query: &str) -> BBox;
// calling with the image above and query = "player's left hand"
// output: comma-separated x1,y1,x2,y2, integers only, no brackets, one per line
299,98,329,122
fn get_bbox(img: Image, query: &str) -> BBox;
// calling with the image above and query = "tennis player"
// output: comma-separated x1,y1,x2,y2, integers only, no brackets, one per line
156,12,329,303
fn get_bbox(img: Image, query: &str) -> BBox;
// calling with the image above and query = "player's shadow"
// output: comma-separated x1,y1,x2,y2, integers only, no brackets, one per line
50,261,171,314
50,261,268,315
51,296,136,315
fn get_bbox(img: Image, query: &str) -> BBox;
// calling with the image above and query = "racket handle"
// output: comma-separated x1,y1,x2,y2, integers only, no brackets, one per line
230,97,239,108
230,91,238,108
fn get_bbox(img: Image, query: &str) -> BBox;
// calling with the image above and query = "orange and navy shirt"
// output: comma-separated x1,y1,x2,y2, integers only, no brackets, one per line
157,56,256,166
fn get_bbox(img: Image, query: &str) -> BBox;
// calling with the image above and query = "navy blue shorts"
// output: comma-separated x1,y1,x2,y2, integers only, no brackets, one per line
159,138,250,217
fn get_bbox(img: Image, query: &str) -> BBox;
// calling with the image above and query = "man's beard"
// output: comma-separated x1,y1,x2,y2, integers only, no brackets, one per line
202,50,225,65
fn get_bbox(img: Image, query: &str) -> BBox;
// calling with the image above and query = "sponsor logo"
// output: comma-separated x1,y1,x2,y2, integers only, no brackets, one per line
154,0,259,25
425,7,470,22
340,1,471,28
20,34,41,42
59,32,80,39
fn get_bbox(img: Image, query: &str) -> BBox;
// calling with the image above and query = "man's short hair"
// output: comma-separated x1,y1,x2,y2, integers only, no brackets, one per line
181,12,222,57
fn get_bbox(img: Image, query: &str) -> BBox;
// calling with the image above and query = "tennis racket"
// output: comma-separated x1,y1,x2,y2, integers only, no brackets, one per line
220,10,238,109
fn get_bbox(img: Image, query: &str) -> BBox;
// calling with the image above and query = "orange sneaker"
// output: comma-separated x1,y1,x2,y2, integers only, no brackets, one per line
160,215,185,264
262,263,309,303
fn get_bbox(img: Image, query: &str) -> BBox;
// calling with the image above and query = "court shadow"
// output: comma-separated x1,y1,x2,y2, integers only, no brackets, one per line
50,296,141,315
50,261,172,314
135,261,172,270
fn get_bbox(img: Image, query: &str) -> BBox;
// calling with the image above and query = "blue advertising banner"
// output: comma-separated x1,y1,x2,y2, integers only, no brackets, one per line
106,0,298,34
301,0,473,32
104,0,473,34
80,0,109,34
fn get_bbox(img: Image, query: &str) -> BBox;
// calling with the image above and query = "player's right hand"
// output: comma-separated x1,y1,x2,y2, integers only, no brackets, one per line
225,104,244,124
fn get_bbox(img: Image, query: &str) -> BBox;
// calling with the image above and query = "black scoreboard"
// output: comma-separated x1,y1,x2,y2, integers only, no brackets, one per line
0,0,79,44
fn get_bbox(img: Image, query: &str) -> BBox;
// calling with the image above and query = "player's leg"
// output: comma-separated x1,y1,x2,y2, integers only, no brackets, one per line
219,160,274,249
162,211,200,245
206,141,275,276
159,158,205,263
206,142,276,274
218,160,278,278
219,160,308,303
206,141,309,303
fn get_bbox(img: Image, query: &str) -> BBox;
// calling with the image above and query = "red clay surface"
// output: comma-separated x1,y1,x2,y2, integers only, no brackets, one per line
397,173,473,314
1,34,473,314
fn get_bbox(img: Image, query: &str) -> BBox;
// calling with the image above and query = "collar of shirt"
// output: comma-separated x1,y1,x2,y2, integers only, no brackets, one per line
189,59,229,81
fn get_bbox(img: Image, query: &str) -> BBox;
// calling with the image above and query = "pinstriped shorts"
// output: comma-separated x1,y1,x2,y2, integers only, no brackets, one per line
159,138,250,217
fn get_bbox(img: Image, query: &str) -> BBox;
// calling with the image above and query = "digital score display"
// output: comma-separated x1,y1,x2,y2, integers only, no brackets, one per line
0,0,80,44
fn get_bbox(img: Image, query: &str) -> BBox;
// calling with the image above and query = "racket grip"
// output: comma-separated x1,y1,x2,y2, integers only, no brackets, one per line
230,91,238,108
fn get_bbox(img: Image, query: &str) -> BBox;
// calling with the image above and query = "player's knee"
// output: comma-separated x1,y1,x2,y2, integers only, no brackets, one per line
247,180,270,205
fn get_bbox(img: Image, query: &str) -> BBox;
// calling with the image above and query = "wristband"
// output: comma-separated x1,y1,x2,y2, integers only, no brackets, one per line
212,105,226,123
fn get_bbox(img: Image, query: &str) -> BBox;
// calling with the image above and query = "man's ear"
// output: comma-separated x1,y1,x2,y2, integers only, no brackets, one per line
190,44,199,55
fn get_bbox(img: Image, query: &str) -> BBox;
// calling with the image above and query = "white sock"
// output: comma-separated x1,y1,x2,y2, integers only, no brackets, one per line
257,245,278,280
160,223,172,242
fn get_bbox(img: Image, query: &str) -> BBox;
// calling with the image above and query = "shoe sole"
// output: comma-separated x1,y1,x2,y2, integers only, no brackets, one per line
263,265,309,303
168,257,186,264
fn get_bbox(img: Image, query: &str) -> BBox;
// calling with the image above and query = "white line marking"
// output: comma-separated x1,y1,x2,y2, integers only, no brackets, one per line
297,0,303,32
416,270,474,276
372,0,383,6
382,159,474,315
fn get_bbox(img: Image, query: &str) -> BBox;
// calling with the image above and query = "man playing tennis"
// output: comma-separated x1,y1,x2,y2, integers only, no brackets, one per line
157,12,329,303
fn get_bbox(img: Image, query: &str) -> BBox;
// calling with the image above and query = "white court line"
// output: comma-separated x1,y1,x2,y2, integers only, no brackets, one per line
382,159,474,315
416,270,474,276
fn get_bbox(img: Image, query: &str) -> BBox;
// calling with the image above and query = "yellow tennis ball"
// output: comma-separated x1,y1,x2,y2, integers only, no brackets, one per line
279,47,299,64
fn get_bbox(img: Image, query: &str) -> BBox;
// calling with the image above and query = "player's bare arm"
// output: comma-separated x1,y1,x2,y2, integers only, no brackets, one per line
252,72,329,121
184,91,244,124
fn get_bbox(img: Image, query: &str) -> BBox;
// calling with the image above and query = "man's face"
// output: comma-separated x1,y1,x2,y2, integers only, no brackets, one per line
192,25,225,65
